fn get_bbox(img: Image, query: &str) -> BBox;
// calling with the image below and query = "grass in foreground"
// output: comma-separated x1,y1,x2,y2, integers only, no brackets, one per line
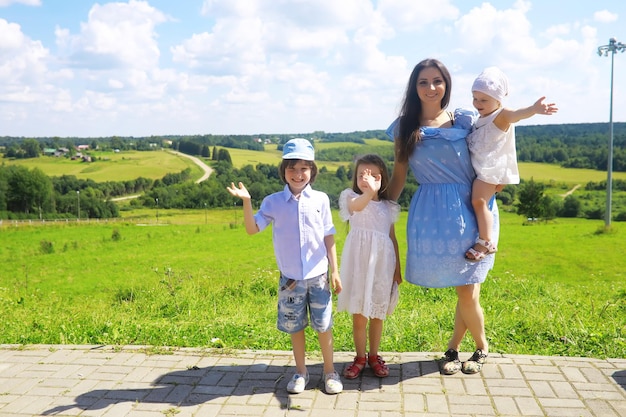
0,211,624,358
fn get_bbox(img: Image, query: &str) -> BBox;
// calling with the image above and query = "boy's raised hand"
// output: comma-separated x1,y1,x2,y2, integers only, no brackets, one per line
226,182,251,200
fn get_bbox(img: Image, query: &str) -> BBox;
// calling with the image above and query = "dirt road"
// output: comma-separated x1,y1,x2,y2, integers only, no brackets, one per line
169,150,214,183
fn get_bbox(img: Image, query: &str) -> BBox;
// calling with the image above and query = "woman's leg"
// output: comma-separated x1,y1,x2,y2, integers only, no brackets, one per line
448,284,488,353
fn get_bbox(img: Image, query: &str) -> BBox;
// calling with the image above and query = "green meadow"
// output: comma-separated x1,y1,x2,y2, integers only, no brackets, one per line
1,150,201,182
1,210,624,359
1,144,625,358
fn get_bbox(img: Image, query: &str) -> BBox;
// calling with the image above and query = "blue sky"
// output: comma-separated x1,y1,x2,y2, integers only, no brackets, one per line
1,0,625,137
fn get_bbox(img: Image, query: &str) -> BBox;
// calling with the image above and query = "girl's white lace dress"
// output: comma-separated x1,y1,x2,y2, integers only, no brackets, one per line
337,189,400,319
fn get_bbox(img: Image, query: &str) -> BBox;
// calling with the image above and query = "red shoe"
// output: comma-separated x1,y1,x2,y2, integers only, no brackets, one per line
368,354,389,378
343,356,366,379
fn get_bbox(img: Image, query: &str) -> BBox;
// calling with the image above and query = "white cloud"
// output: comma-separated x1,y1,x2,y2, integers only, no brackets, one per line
594,10,618,23
378,0,459,30
1,0,625,136
57,0,168,70
0,19,50,98
0,0,40,6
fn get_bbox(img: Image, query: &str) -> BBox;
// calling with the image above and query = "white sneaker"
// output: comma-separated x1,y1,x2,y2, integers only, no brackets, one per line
324,371,343,394
286,372,309,394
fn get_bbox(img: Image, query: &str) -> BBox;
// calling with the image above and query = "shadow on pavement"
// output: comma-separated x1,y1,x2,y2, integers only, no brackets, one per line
613,370,626,391
42,358,440,415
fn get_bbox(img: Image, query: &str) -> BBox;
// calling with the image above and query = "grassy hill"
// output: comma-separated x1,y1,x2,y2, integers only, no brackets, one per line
1,150,202,182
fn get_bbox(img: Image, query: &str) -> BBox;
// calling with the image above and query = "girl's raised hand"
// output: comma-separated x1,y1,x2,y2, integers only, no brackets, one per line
362,169,382,193
226,182,251,200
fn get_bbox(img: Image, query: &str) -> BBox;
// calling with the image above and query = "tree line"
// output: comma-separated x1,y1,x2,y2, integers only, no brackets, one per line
3,150,625,222
3,122,625,173
2,121,626,222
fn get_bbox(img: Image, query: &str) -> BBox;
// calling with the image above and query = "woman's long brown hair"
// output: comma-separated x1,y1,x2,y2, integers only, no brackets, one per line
395,58,452,163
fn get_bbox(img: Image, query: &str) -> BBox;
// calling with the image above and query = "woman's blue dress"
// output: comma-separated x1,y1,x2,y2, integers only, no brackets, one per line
388,109,499,288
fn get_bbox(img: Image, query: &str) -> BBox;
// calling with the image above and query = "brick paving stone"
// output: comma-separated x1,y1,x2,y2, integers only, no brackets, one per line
463,378,488,396
516,401,547,417
424,393,448,414
581,365,615,383
611,401,626,417
586,399,621,417
402,393,425,411
492,395,519,415
500,363,524,379
528,380,556,398
543,407,592,417
0,346,624,416
548,380,579,399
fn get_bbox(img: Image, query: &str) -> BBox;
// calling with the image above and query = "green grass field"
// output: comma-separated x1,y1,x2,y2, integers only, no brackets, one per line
1,210,624,358
1,150,200,182
1,142,625,358
520,162,626,184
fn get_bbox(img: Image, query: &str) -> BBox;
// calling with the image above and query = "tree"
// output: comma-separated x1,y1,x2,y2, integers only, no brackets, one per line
5,166,53,214
516,178,545,219
217,148,232,164
335,166,348,182
21,139,41,158
559,195,582,217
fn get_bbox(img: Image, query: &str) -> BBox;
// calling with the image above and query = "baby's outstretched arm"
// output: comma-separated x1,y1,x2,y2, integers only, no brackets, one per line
529,96,558,116
497,97,558,131
226,182,259,235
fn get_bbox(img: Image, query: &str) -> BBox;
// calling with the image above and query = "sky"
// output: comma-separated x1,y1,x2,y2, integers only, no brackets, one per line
1,0,625,138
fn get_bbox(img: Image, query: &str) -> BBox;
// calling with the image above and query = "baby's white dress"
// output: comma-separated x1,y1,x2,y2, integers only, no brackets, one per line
467,107,520,185
337,189,400,319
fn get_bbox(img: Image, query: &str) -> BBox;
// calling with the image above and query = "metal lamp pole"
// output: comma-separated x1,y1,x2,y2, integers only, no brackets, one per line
597,37,626,227
76,190,80,221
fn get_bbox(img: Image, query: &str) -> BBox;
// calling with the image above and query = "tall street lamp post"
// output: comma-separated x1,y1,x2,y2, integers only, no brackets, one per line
156,198,159,224
76,190,80,221
597,37,626,227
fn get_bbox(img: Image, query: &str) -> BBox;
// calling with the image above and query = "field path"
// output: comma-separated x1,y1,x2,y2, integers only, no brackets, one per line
111,151,213,202
168,150,214,183
560,183,581,198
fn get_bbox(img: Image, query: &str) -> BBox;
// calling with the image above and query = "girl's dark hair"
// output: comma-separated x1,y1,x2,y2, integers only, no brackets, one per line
351,154,391,200
279,159,318,184
395,58,452,163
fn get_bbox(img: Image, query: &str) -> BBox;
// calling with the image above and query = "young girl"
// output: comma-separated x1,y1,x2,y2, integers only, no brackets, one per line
337,154,402,379
226,138,343,395
465,66,558,261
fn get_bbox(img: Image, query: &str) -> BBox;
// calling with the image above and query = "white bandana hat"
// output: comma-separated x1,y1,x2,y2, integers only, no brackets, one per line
472,66,509,102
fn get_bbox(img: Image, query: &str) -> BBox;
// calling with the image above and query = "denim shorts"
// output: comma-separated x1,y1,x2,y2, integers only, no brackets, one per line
276,273,332,334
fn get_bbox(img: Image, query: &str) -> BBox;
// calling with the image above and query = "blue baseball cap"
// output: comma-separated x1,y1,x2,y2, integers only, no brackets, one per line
282,138,315,161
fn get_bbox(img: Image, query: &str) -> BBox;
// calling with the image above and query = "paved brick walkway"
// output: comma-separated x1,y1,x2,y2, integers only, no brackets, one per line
0,345,624,416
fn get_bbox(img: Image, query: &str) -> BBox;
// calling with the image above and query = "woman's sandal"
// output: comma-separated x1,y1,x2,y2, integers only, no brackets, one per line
441,348,462,375
465,238,498,262
462,349,488,374
343,356,366,379
368,354,389,378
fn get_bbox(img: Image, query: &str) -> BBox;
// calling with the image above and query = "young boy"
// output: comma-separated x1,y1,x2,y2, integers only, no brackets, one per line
226,138,343,395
